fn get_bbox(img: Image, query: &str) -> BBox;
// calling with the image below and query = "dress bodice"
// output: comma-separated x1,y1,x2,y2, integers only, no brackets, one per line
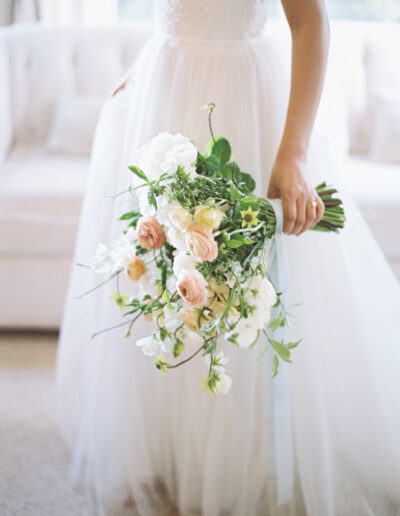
153,0,270,41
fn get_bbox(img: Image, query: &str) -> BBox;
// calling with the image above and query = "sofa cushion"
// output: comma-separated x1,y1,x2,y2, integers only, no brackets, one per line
344,156,400,258
44,95,103,157
0,145,89,255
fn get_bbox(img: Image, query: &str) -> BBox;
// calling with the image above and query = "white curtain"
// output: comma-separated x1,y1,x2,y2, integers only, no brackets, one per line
13,0,119,25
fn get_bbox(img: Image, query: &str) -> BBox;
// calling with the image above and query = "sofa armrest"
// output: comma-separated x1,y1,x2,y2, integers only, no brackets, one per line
0,34,12,169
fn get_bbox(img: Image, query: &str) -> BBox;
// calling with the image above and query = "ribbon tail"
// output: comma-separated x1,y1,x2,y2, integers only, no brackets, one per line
265,198,294,507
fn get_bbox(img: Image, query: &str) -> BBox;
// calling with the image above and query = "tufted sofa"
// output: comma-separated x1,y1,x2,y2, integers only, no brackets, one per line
0,21,399,328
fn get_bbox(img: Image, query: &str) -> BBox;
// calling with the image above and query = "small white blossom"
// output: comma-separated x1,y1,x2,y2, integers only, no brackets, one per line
136,335,161,356
216,373,232,394
91,243,112,274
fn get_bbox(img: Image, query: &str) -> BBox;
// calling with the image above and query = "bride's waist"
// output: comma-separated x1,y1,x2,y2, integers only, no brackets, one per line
154,28,264,46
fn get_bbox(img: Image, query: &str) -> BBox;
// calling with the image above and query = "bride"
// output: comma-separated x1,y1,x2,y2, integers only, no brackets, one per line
56,0,400,515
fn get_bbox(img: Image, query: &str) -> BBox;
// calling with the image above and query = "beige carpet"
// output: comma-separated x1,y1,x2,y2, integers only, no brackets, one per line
0,332,99,516
0,333,179,516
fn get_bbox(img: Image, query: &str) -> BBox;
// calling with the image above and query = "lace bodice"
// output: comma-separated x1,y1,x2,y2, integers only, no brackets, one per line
154,0,270,41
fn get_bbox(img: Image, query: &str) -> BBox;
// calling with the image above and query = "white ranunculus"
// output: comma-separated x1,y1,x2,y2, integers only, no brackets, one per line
167,226,187,252
173,251,197,276
91,243,112,274
136,335,161,357
216,373,232,394
169,205,193,231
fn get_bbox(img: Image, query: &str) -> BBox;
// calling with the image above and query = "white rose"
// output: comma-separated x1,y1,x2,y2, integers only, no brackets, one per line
216,373,232,394
173,252,197,276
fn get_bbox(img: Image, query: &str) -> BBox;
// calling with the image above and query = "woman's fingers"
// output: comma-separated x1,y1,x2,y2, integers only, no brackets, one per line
314,196,325,225
282,196,297,234
293,196,306,235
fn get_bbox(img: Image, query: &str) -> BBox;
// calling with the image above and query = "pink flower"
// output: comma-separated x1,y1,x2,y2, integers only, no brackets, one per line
176,270,209,307
185,223,218,262
137,216,166,250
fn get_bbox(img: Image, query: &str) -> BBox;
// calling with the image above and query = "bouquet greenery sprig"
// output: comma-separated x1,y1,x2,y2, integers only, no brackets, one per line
82,106,345,394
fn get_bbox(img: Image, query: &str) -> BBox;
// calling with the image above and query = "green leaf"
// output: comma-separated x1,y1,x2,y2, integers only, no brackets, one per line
287,339,301,349
119,210,140,221
237,172,256,194
205,137,231,165
162,290,170,301
172,339,185,359
270,340,292,363
225,239,244,248
272,354,279,377
128,165,148,181
148,186,157,210
229,184,242,200
268,314,283,332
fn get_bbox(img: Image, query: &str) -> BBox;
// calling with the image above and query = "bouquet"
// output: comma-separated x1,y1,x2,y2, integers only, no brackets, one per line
82,106,345,394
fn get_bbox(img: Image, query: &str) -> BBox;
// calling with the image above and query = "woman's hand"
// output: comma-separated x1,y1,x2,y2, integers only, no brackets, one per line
267,156,324,235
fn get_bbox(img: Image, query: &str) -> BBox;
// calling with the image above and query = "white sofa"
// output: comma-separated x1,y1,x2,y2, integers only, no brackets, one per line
0,21,399,328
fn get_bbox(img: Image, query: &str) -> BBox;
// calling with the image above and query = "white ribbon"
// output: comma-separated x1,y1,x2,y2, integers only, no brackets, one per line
265,198,294,507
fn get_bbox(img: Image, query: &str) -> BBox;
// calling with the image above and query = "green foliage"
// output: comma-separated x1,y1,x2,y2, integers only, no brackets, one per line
129,165,148,181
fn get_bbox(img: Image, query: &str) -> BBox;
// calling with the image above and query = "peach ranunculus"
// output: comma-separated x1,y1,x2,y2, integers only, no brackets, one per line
125,256,146,281
176,269,209,307
185,223,218,262
137,216,166,250
194,205,225,231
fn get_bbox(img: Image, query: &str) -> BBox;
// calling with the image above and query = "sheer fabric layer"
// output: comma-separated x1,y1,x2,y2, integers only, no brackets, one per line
56,33,400,516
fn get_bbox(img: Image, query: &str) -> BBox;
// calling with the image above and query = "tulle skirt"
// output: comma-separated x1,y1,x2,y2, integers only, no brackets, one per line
56,32,400,516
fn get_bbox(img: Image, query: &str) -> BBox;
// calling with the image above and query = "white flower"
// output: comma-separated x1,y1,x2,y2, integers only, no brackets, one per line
91,243,112,274
173,251,197,276
169,205,193,231
160,337,174,353
167,226,187,252
110,227,137,272
136,335,161,356
135,133,198,184
154,193,171,225
163,304,182,332
216,373,232,394
161,141,198,180
225,317,259,348
181,329,203,347
205,350,230,374
138,272,162,298
225,262,243,288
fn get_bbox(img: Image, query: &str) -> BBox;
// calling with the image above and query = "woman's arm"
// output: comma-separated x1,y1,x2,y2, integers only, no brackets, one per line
267,0,330,235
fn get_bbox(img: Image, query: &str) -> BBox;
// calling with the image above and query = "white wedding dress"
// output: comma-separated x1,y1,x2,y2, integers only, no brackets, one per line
56,1,400,515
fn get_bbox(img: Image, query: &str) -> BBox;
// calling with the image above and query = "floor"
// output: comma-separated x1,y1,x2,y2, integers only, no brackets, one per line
0,332,98,516
0,332,179,516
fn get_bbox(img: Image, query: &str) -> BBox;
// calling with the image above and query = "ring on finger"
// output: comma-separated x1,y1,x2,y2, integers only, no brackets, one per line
306,200,317,209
